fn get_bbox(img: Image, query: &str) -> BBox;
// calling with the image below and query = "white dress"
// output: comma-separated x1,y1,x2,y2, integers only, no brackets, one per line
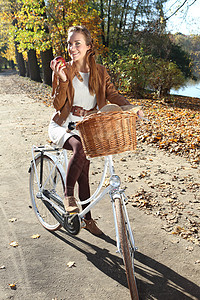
48,72,96,147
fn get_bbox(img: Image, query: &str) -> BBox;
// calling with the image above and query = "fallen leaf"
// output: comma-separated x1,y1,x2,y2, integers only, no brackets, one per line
31,234,40,239
161,225,173,232
9,241,19,247
170,225,186,235
120,157,126,161
170,239,180,244
195,260,200,264
67,261,76,268
0,265,6,269
138,171,148,178
167,198,174,203
186,246,194,252
103,178,110,187
9,218,17,222
127,175,135,182
9,282,17,290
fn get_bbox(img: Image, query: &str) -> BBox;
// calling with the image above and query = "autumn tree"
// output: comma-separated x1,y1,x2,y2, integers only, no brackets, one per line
0,15,11,71
45,0,102,57
0,0,26,75
11,0,102,84
1,0,196,97
91,0,168,50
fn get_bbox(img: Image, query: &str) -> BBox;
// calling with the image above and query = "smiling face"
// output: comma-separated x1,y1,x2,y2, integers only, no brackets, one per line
67,32,91,63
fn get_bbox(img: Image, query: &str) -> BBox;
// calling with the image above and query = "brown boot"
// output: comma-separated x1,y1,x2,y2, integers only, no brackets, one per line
84,218,103,236
63,196,79,213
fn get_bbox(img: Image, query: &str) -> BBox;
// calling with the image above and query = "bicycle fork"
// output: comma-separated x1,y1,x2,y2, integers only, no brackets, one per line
110,190,137,255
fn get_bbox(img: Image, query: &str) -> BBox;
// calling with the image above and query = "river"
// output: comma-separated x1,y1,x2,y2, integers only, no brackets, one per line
170,80,200,98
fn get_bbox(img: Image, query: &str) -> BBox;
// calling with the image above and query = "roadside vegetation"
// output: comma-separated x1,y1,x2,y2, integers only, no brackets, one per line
4,70,199,165
0,0,199,95
0,0,199,164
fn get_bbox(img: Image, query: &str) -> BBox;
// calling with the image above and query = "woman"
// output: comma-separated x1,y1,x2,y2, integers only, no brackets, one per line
49,25,142,236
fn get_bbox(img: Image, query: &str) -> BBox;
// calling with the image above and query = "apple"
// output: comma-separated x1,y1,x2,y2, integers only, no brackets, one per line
54,56,66,69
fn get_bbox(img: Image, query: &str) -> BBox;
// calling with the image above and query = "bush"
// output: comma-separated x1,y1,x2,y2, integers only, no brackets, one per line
103,52,153,98
103,52,186,98
148,59,186,97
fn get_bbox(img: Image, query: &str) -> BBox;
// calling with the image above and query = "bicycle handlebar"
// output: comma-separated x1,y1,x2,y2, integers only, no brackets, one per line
68,121,76,131
138,115,150,122
67,115,150,133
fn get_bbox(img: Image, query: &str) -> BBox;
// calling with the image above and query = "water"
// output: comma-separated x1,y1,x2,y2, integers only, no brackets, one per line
171,80,200,98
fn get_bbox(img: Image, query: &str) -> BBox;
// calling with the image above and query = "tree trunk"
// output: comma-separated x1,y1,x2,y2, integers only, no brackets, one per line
27,49,42,82
10,60,15,69
40,47,54,86
106,0,112,47
100,0,106,46
116,0,128,47
14,42,26,77
26,61,30,77
37,0,54,85
130,0,142,40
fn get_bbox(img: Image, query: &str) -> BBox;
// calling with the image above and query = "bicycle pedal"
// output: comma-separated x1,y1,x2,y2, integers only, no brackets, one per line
81,219,86,228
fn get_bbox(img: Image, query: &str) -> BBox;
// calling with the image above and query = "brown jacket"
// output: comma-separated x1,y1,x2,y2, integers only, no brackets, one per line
51,62,130,126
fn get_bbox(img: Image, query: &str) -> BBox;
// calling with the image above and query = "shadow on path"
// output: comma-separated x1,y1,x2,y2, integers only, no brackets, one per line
135,251,200,300
52,230,199,300
53,230,128,288
0,69,17,76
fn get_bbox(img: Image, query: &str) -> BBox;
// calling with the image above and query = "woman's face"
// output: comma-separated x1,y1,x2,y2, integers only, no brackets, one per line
67,32,91,63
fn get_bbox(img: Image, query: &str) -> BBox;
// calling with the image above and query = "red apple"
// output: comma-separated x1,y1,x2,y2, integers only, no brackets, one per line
54,56,66,69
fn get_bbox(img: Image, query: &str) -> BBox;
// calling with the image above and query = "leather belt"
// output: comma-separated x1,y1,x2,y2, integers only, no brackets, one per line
71,105,93,117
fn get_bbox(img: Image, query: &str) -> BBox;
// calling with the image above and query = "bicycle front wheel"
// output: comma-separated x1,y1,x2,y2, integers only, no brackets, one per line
29,154,65,231
115,197,139,300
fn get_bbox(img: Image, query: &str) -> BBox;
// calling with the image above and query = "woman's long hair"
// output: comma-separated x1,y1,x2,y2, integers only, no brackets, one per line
68,25,99,96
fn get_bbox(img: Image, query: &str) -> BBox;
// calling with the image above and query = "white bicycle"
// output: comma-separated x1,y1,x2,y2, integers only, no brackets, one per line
29,111,140,300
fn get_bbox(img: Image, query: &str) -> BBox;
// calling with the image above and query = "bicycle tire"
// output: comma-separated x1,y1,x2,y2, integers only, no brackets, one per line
115,197,139,300
29,154,64,231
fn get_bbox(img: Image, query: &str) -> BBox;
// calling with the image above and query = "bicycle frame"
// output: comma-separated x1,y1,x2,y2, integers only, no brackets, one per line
31,144,67,188
31,144,136,254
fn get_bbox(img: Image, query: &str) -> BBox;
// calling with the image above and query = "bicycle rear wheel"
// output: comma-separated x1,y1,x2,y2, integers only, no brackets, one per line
29,154,65,231
115,197,139,300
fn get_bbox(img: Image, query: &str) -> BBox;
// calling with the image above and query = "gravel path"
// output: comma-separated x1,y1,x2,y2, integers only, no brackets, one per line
0,70,199,300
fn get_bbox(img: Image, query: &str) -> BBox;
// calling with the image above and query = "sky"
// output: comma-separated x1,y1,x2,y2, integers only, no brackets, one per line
164,0,200,35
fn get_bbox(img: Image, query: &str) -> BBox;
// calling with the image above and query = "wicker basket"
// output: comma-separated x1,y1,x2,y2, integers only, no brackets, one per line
76,111,137,158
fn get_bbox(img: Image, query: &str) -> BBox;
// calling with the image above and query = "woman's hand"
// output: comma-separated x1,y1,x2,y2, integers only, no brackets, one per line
137,109,144,118
137,109,150,122
121,104,144,117
50,59,67,82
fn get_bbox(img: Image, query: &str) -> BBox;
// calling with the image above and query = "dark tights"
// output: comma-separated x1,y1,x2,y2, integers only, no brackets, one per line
63,136,91,220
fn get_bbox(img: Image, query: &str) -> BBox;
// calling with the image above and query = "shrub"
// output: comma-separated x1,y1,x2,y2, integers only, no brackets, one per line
103,52,186,98
103,52,153,98
148,59,186,97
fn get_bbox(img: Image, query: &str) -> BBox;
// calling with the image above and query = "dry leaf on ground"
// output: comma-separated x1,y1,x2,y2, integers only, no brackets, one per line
67,261,76,268
9,282,17,289
9,218,17,222
31,234,40,239
9,241,19,247
0,265,6,269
